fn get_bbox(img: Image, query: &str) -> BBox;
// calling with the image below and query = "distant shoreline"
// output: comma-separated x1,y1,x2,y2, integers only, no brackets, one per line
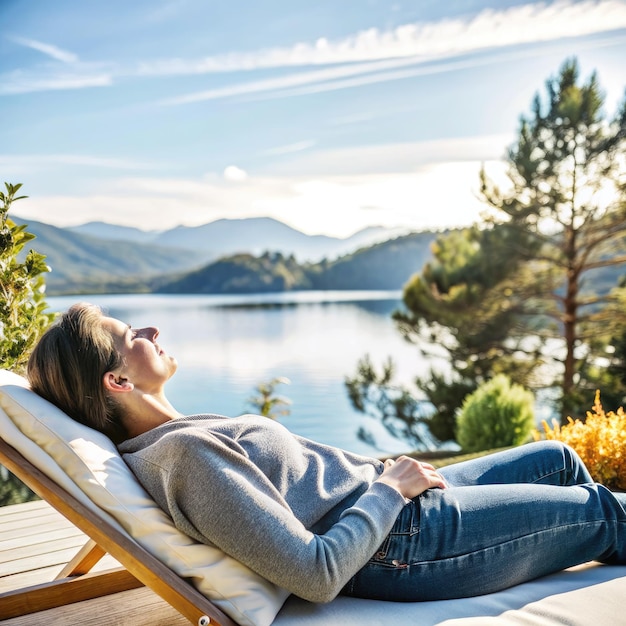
46,289,405,311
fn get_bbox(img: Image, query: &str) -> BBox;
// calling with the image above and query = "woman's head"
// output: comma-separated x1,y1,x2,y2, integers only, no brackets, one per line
27,302,128,442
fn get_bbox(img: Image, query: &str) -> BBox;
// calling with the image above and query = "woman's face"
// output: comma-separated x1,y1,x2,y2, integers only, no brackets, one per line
100,316,178,393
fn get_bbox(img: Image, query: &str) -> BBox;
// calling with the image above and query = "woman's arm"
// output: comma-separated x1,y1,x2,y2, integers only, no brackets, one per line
126,431,446,602
168,451,407,602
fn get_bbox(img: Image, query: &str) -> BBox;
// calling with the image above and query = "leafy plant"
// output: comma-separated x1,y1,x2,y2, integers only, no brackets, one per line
0,466,37,506
247,376,292,419
537,391,626,491
457,375,535,453
0,183,54,373
345,355,439,450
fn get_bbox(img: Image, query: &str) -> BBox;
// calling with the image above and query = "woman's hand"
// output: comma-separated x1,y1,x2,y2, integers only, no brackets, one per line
376,456,448,499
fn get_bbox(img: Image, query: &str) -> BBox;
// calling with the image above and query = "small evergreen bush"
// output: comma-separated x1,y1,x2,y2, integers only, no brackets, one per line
457,374,535,452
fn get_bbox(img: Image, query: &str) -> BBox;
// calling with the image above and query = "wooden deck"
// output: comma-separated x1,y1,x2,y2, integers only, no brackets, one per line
0,499,189,625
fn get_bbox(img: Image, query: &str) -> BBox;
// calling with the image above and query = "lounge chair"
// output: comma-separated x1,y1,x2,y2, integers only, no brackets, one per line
1,369,625,626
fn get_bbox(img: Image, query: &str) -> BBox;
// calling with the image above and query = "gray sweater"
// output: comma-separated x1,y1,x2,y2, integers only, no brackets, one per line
118,414,407,602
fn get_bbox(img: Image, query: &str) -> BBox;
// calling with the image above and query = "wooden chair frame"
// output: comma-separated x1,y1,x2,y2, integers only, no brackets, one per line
0,437,238,626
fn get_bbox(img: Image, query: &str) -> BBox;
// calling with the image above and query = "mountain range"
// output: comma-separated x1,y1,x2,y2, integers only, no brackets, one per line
67,217,408,262
12,215,435,296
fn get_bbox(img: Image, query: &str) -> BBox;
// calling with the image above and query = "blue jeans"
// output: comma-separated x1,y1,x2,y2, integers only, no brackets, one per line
341,441,626,601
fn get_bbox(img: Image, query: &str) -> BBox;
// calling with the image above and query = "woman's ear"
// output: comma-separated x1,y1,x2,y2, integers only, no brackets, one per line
103,372,134,394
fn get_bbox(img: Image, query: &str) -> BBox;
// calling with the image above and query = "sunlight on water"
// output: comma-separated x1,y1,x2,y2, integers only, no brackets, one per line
48,292,450,456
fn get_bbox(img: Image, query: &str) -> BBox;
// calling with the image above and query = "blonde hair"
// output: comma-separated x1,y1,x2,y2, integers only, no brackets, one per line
27,303,129,443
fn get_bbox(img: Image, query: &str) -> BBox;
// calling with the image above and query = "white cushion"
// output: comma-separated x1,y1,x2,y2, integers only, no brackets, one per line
273,562,626,624
0,369,289,626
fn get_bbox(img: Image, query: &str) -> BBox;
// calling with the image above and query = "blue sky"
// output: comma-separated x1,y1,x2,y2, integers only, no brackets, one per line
2,0,626,237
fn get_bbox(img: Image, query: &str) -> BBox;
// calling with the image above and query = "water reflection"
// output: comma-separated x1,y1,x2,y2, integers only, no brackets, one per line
47,292,443,456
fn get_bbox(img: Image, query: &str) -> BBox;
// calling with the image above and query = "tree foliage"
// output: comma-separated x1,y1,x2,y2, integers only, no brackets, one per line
246,376,292,420
0,465,38,506
345,355,439,450
0,183,54,374
348,224,541,444
393,225,542,438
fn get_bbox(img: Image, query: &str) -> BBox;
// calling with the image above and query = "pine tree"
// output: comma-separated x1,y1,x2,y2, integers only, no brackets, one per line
481,58,626,417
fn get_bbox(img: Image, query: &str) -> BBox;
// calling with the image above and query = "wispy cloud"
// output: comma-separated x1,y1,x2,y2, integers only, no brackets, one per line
3,35,112,95
157,0,626,105
10,36,78,63
0,153,160,170
261,134,516,176
262,140,317,156
5,0,626,98
0,71,112,95
161,36,619,106
139,0,626,76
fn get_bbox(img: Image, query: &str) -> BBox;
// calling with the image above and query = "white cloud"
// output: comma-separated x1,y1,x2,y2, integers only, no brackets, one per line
14,163,502,237
258,162,508,236
10,36,78,63
140,0,626,76
223,165,248,181
263,134,516,175
11,140,512,237
7,135,514,238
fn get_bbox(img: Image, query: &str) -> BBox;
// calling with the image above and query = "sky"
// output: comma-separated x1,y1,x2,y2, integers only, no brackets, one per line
1,0,626,238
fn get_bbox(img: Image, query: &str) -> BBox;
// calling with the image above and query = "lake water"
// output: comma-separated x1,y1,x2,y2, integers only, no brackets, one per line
47,291,449,457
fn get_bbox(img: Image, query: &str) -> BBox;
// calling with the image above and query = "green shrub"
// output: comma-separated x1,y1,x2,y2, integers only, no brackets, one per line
457,374,534,452
0,183,54,373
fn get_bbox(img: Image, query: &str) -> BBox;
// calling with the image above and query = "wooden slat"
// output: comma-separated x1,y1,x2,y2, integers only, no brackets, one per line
0,499,54,515
1,535,90,570
0,567,143,619
55,539,106,578
4,544,94,573
0,565,72,593
0,587,190,626
0,525,84,552
0,511,67,535
0,438,238,626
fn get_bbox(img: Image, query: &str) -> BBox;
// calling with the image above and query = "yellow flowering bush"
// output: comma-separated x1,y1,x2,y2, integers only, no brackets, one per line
536,391,626,491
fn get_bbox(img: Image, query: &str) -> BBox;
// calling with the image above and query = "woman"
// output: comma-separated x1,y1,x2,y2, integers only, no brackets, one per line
27,302,626,604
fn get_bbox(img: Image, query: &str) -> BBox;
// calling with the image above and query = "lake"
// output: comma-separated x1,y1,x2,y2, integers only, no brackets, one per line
47,291,449,457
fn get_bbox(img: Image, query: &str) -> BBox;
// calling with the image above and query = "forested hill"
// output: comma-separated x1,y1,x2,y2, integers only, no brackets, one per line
14,212,439,295
14,215,428,295
155,231,438,294
309,231,437,290
12,217,210,295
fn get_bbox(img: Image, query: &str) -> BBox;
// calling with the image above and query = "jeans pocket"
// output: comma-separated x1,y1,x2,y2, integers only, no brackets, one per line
367,500,420,567
369,534,392,564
